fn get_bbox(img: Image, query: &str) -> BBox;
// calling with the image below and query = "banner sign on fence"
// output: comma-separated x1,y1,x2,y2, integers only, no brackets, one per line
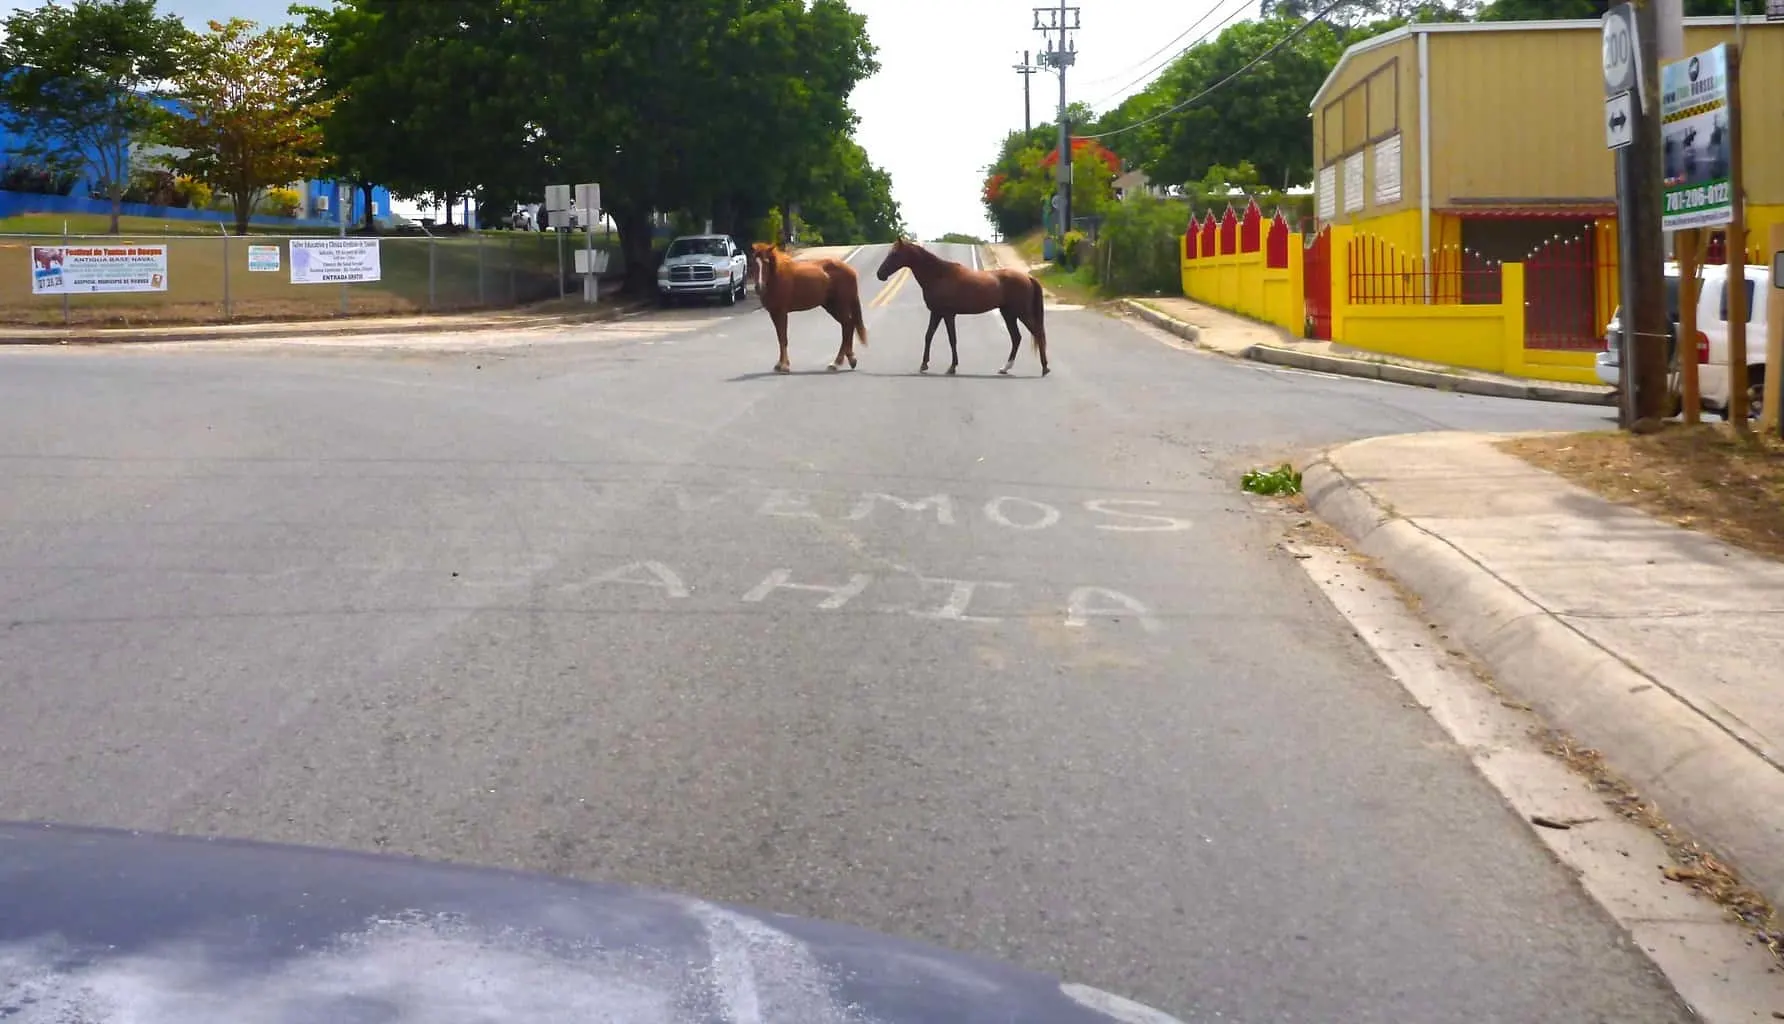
247,244,281,272
288,237,381,284
30,244,168,295
1660,44,1733,231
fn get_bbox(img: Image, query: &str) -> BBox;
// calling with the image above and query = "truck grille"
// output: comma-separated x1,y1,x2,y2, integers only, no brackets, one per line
670,265,717,283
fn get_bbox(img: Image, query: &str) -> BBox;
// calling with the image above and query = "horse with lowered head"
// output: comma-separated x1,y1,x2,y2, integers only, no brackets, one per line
750,242,868,374
874,238,1048,376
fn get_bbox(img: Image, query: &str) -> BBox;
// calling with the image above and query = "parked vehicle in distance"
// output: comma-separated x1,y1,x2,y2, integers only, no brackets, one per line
1594,261,1768,420
656,234,749,307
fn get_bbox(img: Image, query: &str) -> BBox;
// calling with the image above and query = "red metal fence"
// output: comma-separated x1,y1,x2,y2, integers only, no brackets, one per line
1346,234,1503,305
1523,232,1605,351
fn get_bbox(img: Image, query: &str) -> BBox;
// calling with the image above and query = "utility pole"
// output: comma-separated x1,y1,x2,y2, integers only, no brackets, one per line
1034,2,1078,245
1605,1,1669,428
1014,51,1038,135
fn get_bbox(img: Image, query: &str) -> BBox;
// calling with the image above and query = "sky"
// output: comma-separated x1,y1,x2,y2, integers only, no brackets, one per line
0,0,1260,238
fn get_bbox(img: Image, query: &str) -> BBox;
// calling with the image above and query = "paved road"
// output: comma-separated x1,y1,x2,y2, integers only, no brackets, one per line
0,244,1679,1021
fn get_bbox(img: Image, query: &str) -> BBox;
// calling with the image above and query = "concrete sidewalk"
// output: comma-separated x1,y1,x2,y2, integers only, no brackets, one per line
1124,295,1612,407
1306,430,1784,911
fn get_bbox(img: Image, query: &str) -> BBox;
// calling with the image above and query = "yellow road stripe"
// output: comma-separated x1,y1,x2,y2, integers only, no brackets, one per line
869,267,911,309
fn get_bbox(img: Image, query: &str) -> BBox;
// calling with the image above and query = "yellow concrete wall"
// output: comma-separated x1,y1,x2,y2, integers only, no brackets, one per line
1327,224,1599,385
1180,236,1305,336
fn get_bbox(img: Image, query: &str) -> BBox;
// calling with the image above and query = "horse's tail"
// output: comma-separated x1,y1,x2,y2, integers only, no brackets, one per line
851,287,868,347
1029,274,1046,339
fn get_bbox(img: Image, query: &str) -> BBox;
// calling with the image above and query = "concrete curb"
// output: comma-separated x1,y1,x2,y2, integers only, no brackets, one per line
0,301,654,347
1118,298,1612,407
1303,446,1784,911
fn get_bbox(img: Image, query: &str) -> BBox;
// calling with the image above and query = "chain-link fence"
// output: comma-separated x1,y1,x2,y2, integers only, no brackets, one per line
0,230,622,326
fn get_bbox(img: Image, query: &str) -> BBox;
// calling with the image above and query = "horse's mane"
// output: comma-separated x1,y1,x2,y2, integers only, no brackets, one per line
898,238,944,269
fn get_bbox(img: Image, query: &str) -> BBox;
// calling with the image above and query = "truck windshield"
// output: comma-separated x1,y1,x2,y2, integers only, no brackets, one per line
667,238,729,258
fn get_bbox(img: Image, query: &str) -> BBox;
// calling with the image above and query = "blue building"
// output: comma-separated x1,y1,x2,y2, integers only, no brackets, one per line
0,93,392,229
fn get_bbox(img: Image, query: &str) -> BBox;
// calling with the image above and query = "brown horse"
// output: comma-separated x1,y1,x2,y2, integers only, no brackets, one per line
874,238,1048,376
751,243,868,374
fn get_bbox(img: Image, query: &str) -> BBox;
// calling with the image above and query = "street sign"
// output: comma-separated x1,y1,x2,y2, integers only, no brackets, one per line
1605,90,1634,149
1602,4,1636,94
574,183,601,217
544,184,572,213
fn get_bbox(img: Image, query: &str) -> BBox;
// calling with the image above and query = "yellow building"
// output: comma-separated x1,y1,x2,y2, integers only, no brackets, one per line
1307,16,1783,352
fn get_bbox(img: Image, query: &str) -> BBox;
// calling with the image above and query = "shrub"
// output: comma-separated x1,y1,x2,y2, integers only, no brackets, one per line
261,186,301,218
1095,193,1185,296
172,175,211,210
0,161,77,196
1059,229,1089,269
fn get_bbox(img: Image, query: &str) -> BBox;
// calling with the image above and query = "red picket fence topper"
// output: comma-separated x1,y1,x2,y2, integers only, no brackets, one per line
1265,210,1291,270
1199,212,1217,259
1218,207,1238,256
1239,201,1263,254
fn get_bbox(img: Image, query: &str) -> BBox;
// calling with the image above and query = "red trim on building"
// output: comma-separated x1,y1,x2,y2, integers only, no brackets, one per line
1436,206,1615,220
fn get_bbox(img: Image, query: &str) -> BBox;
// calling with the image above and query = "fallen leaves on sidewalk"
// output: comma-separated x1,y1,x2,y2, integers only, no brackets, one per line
1500,424,1784,562
1547,732,1784,963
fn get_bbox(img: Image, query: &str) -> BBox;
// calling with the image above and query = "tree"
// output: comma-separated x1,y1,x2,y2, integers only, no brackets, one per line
161,19,331,235
296,0,545,230
0,0,189,234
1476,0,1737,16
529,0,878,292
1136,15,1348,191
936,232,987,245
797,137,906,244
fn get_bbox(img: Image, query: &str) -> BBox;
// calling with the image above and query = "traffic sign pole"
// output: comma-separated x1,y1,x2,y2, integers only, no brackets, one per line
1605,1,1668,428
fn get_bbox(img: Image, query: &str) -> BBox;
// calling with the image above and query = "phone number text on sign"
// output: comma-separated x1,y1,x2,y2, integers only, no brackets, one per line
29,245,169,295
289,237,381,284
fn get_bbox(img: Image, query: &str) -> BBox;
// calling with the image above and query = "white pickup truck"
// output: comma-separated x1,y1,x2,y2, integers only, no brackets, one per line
655,234,749,307
1594,262,1769,421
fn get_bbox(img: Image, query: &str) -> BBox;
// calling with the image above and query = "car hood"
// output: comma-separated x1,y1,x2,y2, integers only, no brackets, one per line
662,253,732,267
0,821,1184,1023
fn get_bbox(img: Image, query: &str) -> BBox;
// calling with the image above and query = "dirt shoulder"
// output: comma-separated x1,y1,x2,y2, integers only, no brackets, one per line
1498,425,1784,562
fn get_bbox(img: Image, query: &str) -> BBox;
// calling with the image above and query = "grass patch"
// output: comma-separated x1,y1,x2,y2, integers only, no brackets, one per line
1242,463,1303,496
1035,263,1104,306
1013,228,1045,266
0,222,615,326
1499,424,1784,561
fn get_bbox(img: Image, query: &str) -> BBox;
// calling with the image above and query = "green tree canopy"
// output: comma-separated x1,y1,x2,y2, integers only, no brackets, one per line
0,0,189,233
165,18,330,235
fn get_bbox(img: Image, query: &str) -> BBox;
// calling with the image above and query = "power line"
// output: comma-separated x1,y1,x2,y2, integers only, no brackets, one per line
1087,0,1257,109
1077,0,1247,91
1075,0,1344,142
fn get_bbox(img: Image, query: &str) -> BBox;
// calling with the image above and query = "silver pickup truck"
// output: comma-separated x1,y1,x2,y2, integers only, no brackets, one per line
656,234,749,307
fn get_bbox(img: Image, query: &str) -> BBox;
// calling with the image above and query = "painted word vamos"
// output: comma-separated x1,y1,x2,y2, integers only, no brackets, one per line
667,486,1195,534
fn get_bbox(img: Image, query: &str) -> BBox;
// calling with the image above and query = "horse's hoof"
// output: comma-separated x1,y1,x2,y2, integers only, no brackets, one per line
946,367,957,376
774,365,790,375
847,357,858,369
998,367,1010,376
1042,366,1051,376
827,363,840,372
919,366,928,374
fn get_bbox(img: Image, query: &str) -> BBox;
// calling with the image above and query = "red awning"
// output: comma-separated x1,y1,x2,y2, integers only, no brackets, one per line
1437,205,1615,220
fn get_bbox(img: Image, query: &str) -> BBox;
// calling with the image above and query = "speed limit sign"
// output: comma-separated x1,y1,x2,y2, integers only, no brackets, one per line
1602,4,1636,94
